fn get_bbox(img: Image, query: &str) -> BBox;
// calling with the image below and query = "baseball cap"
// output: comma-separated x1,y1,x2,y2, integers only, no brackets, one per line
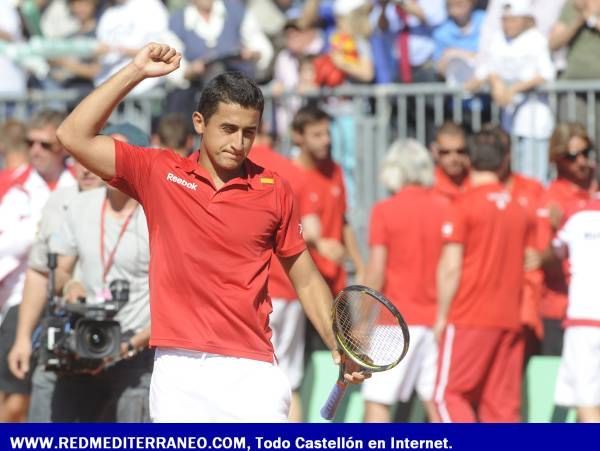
501,0,534,17
333,0,368,16
102,122,149,147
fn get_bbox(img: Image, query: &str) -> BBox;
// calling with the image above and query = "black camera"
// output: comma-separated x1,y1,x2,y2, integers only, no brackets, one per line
39,277,130,374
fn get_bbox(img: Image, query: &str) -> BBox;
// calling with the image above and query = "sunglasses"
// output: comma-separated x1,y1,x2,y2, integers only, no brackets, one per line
26,138,56,151
562,147,593,162
438,148,467,156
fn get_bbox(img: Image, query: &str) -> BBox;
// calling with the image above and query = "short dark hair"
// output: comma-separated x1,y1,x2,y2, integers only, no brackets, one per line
157,113,189,149
197,72,264,123
435,120,466,141
468,129,508,172
291,104,331,134
480,122,510,154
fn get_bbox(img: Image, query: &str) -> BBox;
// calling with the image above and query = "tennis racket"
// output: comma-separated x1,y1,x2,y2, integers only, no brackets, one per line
320,285,410,420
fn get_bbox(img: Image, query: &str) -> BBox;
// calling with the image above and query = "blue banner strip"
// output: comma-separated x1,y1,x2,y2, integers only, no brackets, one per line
1,424,599,451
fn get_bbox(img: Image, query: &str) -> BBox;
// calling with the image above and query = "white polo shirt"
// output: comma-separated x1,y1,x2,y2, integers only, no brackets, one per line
0,169,76,320
554,195,600,326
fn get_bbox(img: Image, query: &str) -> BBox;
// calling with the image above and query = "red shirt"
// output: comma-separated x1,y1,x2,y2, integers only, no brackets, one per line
369,186,446,326
109,141,306,363
433,167,469,202
297,161,347,295
0,164,32,202
539,179,590,320
507,173,545,337
249,144,305,301
442,183,534,329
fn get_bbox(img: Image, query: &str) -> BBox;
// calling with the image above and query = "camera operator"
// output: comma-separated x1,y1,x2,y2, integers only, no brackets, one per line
7,160,103,421
25,123,150,422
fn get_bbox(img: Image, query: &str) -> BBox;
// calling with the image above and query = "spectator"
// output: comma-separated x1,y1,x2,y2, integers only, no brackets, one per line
552,189,600,423
0,110,77,422
0,0,27,97
468,0,555,183
538,122,594,356
362,139,443,423
154,113,193,157
0,120,29,199
317,0,374,86
435,129,535,422
167,0,274,118
550,0,600,137
430,121,471,201
7,160,103,422
369,0,446,84
550,0,600,79
95,0,172,94
44,0,103,104
271,20,322,138
433,0,486,84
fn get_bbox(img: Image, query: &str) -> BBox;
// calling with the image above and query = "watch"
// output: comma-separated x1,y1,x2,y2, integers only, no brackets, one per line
126,341,136,357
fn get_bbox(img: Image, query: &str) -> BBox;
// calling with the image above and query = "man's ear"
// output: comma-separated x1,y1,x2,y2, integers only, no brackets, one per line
192,112,206,136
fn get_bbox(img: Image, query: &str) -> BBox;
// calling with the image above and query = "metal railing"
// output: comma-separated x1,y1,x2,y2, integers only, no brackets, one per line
2,80,600,242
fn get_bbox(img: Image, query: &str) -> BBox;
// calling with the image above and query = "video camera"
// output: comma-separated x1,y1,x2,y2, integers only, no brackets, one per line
38,254,130,373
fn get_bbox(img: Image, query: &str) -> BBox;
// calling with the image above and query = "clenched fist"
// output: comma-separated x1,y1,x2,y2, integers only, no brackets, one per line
131,43,182,78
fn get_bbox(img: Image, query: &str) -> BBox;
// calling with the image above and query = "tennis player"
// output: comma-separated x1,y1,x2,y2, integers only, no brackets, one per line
55,43,366,422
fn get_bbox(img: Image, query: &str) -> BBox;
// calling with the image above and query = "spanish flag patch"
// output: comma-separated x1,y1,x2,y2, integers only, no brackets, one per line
260,177,275,184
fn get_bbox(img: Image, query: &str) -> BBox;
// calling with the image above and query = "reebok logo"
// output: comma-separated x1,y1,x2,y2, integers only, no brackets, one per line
166,172,197,191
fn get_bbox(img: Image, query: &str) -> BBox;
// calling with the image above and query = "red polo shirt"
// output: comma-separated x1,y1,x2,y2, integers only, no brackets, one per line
250,144,305,301
109,140,306,363
507,173,545,337
297,160,347,295
442,183,534,329
538,179,590,320
369,186,446,326
433,167,470,202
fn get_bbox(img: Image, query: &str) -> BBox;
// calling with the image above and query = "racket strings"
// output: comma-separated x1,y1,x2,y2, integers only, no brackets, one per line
335,290,407,368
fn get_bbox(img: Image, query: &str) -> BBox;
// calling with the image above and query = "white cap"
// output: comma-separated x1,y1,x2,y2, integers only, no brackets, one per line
501,0,534,17
333,0,368,16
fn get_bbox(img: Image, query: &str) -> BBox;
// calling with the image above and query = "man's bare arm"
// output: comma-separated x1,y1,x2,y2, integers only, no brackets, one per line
56,43,181,179
8,269,50,379
281,250,367,383
364,245,387,292
435,243,463,340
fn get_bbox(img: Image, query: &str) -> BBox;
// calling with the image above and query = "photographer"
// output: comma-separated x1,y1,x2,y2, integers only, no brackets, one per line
33,123,151,422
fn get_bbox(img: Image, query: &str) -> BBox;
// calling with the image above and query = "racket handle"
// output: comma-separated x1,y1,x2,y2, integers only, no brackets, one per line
320,381,348,420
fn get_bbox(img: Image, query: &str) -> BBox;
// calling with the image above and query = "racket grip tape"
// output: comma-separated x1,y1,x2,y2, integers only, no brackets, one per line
320,381,348,420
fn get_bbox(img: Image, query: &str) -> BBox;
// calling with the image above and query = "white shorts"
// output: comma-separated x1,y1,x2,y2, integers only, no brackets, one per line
270,299,306,390
150,348,291,422
362,325,437,404
554,326,600,408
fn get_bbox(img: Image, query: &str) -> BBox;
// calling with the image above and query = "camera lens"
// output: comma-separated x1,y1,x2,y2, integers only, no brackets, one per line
78,322,118,358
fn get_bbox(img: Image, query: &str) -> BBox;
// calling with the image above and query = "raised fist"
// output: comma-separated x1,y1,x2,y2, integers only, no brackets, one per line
132,43,182,78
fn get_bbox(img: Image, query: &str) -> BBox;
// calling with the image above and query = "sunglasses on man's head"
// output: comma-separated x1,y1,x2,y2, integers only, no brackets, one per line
438,148,467,156
562,147,593,162
26,138,56,151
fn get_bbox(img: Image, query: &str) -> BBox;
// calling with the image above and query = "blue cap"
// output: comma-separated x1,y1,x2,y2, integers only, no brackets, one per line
102,122,149,147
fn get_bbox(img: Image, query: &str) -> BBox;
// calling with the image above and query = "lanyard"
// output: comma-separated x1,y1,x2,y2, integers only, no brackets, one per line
100,198,137,285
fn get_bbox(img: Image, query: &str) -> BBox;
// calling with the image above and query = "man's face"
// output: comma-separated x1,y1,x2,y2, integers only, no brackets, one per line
433,133,469,178
27,125,65,178
501,15,529,39
73,161,103,191
447,0,473,24
556,135,593,185
296,120,332,162
193,102,260,174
